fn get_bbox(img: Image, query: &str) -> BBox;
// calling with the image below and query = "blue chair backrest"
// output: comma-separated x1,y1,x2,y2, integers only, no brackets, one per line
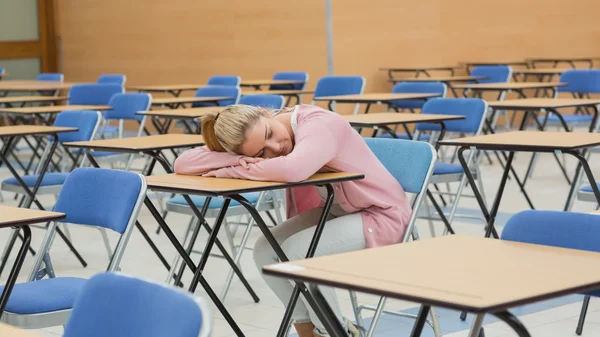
97,74,127,85
416,98,487,134
270,71,308,90
105,93,151,121
53,110,100,143
313,76,365,98
558,69,600,94
391,82,446,110
53,168,144,233
68,83,124,105
363,138,436,194
193,85,240,108
64,272,210,337
207,75,240,86
37,73,64,81
470,66,512,83
239,94,285,109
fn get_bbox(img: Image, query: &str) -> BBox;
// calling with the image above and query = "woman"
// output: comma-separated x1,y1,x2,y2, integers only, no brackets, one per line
174,104,411,337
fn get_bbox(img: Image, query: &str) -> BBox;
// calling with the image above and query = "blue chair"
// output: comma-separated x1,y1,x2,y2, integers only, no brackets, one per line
238,94,285,109
207,75,240,86
37,73,64,82
68,83,124,106
1,110,102,197
192,85,240,108
351,138,440,337
269,71,308,90
312,76,365,114
469,65,512,84
0,168,147,329
63,272,212,337
97,74,127,85
502,210,600,336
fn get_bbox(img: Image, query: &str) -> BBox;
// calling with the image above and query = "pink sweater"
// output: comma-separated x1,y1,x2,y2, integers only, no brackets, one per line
174,104,411,248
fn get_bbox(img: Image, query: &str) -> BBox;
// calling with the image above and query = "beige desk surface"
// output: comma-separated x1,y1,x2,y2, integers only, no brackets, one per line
138,107,221,119
0,125,77,137
488,98,600,110
440,131,600,151
146,172,364,197
344,113,465,126
0,323,41,337
263,235,600,312
513,68,569,75
314,93,440,102
128,84,204,92
0,81,74,91
240,79,305,86
152,96,232,105
0,205,65,228
453,82,567,90
379,66,457,71
0,105,111,114
0,96,67,104
527,57,600,62
242,89,315,95
460,61,529,66
390,76,485,83
64,134,204,152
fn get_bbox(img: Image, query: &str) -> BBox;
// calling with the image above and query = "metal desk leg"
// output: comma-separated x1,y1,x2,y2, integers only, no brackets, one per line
231,184,336,337
0,225,31,319
144,197,246,337
308,284,349,337
493,311,531,337
410,305,432,337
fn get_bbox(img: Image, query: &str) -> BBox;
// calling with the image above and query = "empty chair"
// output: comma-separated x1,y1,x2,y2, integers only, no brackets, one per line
207,75,240,86
97,74,127,85
37,73,64,82
350,138,441,337
269,71,308,90
68,83,124,106
0,168,147,329
192,85,240,108
63,272,212,337
469,65,512,84
502,210,600,336
312,76,365,114
238,94,285,109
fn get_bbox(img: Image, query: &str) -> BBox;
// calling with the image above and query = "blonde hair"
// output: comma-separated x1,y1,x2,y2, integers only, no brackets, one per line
201,104,265,153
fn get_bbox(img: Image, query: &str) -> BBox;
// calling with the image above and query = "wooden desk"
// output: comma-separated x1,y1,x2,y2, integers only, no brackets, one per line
240,79,305,90
0,125,76,138
314,93,440,114
0,105,111,125
0,206,66,318
453,82,567,99
389,75,485,84
379,66,457,79
152,96,233,108
0,81,73,93
440,131,600,237
128,84,204,96
264,235,600,337
461,61,530,73
344,112,464,139
0,96,67,105
143,172,364,337
137,107,219,134
243,89,314,106
526,57,600,69
0,323,40,337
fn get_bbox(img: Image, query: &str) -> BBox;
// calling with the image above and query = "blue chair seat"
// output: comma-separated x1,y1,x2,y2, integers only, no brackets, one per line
433,163,463,175
537,114,594,123
579,184,600,193
377,133,431,140
168,192,261,209
1,277,86,314
3,173,68,187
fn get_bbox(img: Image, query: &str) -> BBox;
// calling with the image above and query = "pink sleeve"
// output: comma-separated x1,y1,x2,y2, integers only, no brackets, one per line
211,119,338,182
173,146,243,175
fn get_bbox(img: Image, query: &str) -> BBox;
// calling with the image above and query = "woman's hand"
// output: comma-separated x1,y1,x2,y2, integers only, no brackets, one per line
238,156,265,169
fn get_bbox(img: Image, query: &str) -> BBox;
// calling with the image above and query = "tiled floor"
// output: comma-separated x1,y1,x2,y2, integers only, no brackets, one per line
1,141,600,337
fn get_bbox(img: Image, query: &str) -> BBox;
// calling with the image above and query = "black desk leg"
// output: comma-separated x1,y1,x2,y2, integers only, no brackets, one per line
232,184,336,337
308,284,350,337
493,311,531,337
144,197,246,337
409,305,431,337
0,225,31,319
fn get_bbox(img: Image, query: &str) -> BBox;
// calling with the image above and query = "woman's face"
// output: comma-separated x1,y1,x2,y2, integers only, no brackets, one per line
239,116,293,159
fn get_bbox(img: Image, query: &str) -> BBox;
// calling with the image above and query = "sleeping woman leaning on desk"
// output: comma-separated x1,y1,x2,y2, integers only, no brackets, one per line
174,103,411,337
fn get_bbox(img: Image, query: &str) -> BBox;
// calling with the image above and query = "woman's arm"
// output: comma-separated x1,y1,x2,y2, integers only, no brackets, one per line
209,120,339,182
174,146,243,175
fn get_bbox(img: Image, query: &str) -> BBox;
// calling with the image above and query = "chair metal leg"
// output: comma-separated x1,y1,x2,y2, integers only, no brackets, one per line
348,291,365,329
220,215,256,301
468,314,485,337
98,228,113,260
365,297,387,337
576,295,590,335
429,308,442,337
